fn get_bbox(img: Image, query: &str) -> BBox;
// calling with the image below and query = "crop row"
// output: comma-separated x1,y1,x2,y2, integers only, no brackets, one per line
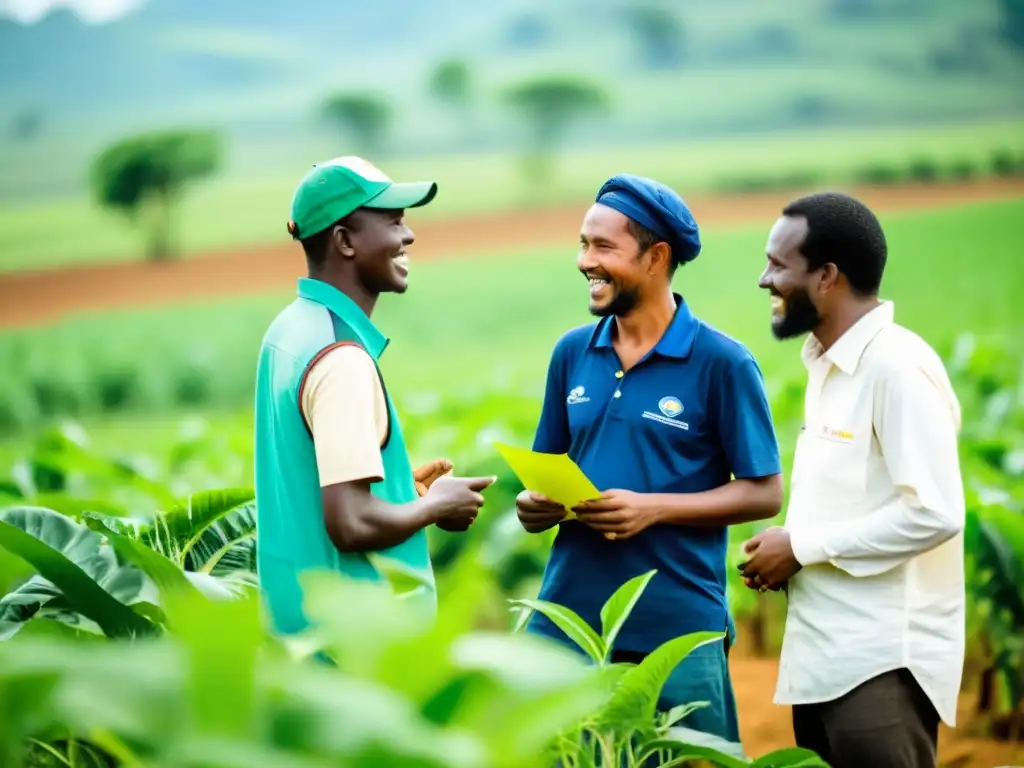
714,145,1024,194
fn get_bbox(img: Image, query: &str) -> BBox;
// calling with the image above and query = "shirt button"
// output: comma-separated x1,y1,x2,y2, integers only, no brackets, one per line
615,370,624,378
613,390,622,398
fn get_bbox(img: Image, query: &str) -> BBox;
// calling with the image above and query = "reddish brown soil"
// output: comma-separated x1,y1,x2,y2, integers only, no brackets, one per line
1,178,1022,330
731,655,1023,768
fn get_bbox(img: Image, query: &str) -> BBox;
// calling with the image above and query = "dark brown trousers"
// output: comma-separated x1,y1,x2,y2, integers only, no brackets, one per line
792,669,940,768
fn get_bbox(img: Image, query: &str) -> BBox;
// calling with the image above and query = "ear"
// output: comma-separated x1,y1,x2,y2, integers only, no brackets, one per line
332,225,356,259
646,241,673,276
815,262,841,295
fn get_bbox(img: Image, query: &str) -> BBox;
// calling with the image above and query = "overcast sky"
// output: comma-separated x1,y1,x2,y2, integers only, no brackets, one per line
0,0,145,24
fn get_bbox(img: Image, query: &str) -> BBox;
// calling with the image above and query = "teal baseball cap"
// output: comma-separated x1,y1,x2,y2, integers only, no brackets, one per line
286,156,438,239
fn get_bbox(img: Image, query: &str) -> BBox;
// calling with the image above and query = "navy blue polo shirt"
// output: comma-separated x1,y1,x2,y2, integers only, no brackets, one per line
526,293,781,654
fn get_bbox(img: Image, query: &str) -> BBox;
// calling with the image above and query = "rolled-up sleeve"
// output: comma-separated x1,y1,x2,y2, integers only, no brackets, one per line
790,363,965,576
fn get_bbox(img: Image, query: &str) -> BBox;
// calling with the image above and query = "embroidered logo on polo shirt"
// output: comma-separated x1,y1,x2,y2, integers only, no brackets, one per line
659,396,683,418
643,396,689,430
566,386,590,405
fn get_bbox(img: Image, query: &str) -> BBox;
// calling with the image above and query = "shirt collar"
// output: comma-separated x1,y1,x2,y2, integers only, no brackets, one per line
592,292,699,359
801,300,894,374
297,277,390,358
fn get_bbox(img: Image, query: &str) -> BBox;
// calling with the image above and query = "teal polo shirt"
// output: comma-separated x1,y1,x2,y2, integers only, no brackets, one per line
253,277,435,635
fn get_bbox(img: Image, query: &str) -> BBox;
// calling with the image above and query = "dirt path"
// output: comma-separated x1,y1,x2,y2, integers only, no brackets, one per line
731,656,1023,768
1,178,1021,330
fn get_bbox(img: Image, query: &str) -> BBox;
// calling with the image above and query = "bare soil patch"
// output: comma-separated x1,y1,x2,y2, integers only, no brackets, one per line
731,655,1023,768
1,178,1021,329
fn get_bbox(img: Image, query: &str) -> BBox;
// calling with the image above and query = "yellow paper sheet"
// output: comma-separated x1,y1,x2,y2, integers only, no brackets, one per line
494,442,601,518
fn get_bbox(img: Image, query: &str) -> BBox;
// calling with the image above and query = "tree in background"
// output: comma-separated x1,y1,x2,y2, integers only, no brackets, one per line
429,58,472,114
321,92,393,158
11,108,43,142
428,58,476,146
623,5,687,70
90,129,222,262
502,75,608,191
999,0,1024,51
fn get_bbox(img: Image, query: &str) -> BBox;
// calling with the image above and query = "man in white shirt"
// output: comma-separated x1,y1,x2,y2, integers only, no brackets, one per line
738,191,966,768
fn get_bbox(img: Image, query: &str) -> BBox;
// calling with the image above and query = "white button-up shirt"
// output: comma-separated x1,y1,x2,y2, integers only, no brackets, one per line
776,300,966,727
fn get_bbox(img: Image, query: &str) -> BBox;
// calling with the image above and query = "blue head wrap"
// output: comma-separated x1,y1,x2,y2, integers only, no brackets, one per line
595,173,701,264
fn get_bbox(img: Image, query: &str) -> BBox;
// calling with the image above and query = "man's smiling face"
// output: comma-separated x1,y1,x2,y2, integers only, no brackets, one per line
576,203,652,318
759,215,823,340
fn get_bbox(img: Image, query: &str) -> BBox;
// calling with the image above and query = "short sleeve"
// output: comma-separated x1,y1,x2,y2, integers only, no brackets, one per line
300,345,388,487
712,355,782,479
532,334,574,455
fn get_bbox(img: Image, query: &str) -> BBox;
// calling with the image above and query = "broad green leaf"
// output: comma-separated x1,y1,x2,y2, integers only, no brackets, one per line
657,749,749,768
599,568,655,652
595,630,725,733
184,571,251,601
0,672,62,765
164,588,263,740
147,488,255,549
85,516,202,602
0,479,24,499
508,598,605,664
478,673,613,768
183,500,258,575
14,616,106,642
642,733,749,767
264,660,484,767
751,746,833,767
29,430,177,507
665,726,748,760
661,700,711,728
0,507,156,639
0,543,33,594
176,738,338,768
449,631,596,694
299,571,430,677
376,552,490,704
369,552,436,596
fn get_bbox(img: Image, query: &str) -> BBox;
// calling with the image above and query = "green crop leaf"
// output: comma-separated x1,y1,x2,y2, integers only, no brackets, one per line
184,500,257,575
599,568,655,652
94,518,203,602
508,597,605,663
642,732,750,766
0,507,157,639
141,488,254,558
164,588,263,740
595,630,725,734
751,746,833,767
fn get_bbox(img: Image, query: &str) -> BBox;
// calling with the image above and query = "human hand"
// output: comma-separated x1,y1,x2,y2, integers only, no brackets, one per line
737,526,801,591
515,490,567,533
425,474,496,532
572,489,659,541
414,458,453,497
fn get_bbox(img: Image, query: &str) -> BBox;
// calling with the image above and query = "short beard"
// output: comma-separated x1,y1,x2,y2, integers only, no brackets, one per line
771,290,821,340
591,284,640,318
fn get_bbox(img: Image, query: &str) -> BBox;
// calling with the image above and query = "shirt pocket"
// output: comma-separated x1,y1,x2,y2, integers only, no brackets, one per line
799,419,871,519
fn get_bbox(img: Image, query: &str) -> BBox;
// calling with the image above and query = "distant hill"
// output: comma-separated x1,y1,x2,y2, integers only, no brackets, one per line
0,0,1022,200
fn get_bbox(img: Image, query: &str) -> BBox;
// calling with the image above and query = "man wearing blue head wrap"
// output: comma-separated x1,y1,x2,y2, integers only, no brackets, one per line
515,173,784,746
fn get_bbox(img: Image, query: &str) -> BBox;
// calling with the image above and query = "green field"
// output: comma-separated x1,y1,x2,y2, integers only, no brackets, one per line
1,194,1022,768
0,119,1021,273
3,196,1021,468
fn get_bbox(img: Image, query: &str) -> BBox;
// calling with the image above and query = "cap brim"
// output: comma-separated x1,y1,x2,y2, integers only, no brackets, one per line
363,181,438,211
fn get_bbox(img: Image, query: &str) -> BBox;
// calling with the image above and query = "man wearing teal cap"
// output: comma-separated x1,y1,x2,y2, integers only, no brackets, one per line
254,156,495,636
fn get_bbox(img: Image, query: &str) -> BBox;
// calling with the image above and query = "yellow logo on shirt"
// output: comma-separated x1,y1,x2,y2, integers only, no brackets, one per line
820,426,854,442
